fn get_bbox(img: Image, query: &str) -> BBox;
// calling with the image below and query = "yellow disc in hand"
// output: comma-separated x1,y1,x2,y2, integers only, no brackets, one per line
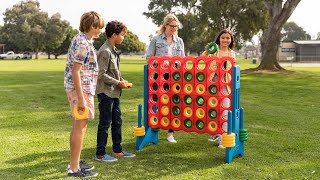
125,82,133,87
73,106,89,120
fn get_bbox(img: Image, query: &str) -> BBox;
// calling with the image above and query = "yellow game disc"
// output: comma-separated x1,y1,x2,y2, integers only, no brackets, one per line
208,121,218,132
196,84,205,94
183,107,193,118
160,117,169,127
125,82,133,88
160,94,169,104
73,106,89,120
196,108,205,119
208,97,218,108
184,84,193,94
172,118,181,128
172,83,181,93
149,116,158,126
161,106,169,116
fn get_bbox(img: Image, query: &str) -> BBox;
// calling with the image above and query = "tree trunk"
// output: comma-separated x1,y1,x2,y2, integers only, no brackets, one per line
254,0,301,71
258,23,285,70
35,49,39,59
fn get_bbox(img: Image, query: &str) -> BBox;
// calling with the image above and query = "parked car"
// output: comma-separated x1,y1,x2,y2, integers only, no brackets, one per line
22,52,32,59
0,51,24,60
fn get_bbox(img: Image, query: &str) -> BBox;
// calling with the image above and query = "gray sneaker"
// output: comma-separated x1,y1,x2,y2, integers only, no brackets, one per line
67,169,98,178
80,160,94,171
67,161,94,172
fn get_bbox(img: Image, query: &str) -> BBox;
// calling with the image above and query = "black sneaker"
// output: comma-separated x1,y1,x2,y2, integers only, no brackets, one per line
80,160,95,171
67,169,98,178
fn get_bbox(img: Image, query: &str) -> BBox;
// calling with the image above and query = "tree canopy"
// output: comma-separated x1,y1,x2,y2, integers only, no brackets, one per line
93,31,145,54
0,25,19,52
282,21,311,41
143,0,268,54
51,27,78,59
45,13,70,59
144,0,302,71
0,0,145,58
117,31,146,53
2,0,49,59
0,0,73,59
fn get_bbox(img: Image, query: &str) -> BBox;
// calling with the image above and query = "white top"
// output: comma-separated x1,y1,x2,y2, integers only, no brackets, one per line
168,43,173,56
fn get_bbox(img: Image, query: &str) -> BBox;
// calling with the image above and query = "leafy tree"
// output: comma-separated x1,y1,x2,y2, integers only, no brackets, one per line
45,13,70,59
143,0,205,54
93,30,145,53
93,32,106,50
52,27,78,59
143,0,268,54
257,0,301,71
282,21,311,41
2,0,49,59
199,0,268,50
117,31,145,53
177,11,207,55
0,25,19,52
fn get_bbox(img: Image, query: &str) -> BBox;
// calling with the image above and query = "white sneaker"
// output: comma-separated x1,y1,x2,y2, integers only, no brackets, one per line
208,135,219,142
218,144,225,149
167,135,177,143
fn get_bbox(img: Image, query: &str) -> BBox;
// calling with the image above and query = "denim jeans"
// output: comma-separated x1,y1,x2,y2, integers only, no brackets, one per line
96,93,122,155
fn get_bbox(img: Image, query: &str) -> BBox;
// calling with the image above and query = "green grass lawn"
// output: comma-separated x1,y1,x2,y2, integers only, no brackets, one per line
0,57,319,179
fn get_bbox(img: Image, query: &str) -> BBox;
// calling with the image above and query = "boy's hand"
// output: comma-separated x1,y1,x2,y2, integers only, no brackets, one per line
125,82,133,88
118,81,128,89
76,98,86,114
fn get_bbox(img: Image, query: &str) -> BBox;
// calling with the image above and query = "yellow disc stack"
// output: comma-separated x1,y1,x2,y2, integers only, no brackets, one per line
222,133,235,148
134,126,145,137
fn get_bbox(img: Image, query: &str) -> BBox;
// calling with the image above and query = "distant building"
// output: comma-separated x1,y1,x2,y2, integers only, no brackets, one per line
278,40,320,62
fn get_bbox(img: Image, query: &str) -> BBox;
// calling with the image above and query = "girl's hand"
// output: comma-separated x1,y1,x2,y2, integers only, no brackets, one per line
202,50,209,56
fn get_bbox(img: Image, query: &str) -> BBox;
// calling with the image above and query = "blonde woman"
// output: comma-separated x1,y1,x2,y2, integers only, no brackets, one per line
146,14,185,143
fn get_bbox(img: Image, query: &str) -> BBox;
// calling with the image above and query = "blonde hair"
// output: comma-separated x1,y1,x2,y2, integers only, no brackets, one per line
79,11,105,33
158,14,181,35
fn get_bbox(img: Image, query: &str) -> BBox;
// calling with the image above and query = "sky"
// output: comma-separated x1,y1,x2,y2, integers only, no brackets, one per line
0,0,320,45
0,0,158,45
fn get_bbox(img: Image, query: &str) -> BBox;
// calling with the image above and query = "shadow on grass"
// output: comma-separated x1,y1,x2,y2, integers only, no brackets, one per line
1,70,240,179
3,139,227,179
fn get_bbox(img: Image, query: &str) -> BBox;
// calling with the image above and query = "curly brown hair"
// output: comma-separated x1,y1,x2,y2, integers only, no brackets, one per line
105,21,128,38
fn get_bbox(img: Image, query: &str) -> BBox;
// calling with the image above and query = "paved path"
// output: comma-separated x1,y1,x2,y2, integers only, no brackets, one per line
280,63,320,67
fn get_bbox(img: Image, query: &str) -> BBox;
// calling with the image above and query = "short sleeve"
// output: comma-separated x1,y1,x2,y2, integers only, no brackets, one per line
73,40,89,64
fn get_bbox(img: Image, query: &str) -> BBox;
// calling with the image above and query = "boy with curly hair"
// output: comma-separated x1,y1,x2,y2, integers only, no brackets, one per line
95,21,136,162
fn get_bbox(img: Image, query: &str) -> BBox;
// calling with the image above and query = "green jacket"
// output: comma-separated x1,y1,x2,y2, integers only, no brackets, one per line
95,39,124,98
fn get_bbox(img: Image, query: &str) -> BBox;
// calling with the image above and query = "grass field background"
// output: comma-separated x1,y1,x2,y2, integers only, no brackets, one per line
0,57,319,179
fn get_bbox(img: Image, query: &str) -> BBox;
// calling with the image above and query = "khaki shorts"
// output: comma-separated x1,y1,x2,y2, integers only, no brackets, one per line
67,90,94,120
